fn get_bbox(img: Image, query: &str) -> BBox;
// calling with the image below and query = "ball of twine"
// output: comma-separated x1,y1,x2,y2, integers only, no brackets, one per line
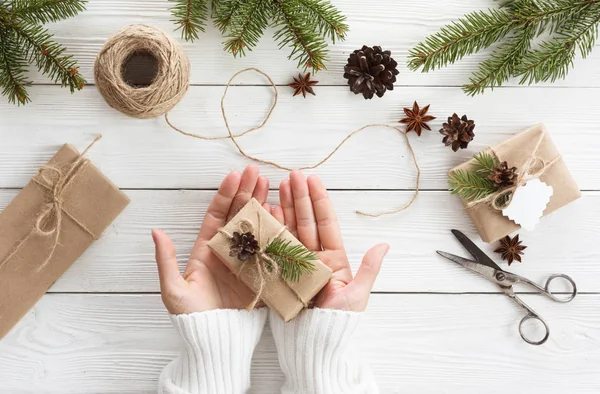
94,24,190,119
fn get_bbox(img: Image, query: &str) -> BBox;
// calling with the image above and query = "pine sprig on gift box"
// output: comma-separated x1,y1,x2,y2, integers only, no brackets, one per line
265,237,318,282
170,0,348,71
408,0,600,95
0,0,86,105
449,153,500,201
472,151,499,176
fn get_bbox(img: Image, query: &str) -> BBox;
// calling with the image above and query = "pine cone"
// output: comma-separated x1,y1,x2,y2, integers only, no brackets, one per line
343,45,399,99
440,114,475,151
229,231,259,261
489,161,518,188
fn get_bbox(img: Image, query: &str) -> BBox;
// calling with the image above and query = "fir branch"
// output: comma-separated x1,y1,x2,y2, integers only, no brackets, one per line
170,0,209,41
0,27,31,104
221,0,271,57
272,0,328,71
449,169,497,201
213,0,244,33
298,0,347,43
10,0,86,25
472,152,499,176
9,21,85,92
463,25,535,96
264,237,317,282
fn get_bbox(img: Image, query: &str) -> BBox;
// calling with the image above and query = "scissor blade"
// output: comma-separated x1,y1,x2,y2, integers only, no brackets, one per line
436,251,499,282
451,229,503,271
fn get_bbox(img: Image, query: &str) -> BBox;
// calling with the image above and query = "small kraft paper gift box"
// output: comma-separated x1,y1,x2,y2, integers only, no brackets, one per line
0,138,130,339
208,198,332,321
450,124,581,243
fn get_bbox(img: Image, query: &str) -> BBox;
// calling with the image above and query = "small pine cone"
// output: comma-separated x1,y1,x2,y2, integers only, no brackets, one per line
343,45,399,99
489,161,518,188
229,231,259,261
440,113,475,151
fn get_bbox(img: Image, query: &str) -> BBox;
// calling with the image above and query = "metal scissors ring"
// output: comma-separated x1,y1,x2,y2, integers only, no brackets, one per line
437,230,577,345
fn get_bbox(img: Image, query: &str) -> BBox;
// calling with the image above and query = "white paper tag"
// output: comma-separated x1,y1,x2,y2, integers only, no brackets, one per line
502,179,553,231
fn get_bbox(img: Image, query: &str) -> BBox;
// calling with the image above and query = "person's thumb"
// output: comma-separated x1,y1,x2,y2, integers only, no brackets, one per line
152,229,181,292
353,244,389,296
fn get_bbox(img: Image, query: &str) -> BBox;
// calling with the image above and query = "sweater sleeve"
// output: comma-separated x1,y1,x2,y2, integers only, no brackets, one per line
269,308,379,394
159,308,268,394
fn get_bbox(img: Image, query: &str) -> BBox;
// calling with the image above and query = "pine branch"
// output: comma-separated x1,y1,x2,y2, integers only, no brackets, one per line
272,0,328,71
472,152,499,176
264,238,317,283
221,0,271,57
0,27,31,104
463,25,534,96
517,6,600,84
449,169,497,201
298,0,347,43
9,21,85,92
170,0,209,41
10,0,86,25
213,0,244,33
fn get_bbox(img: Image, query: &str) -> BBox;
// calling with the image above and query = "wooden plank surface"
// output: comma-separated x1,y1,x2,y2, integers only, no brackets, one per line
0,294,598,394
29,0,600,87
0,85,598,190
0,189,593,294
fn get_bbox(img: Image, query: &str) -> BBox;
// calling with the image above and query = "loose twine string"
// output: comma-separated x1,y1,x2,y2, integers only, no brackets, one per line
94,24,190,119
165,68,420,217
465,128,561,210
218,213,308,311
0,137,101,272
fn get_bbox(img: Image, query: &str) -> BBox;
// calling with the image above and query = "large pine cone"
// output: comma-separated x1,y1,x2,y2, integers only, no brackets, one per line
440,114,475,151
343,45,399,99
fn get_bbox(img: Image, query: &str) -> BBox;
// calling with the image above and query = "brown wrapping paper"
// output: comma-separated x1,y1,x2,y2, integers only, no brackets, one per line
208,198,332,321
451,124,581,243
0,144,130,339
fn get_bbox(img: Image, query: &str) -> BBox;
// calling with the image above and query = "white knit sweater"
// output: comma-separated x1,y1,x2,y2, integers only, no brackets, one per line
159,308,378,394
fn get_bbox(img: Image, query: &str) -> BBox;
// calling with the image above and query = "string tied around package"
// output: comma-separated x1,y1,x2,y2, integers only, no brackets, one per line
166,68,420,217
465,129,562,211
94,24,190,119
218,214,309,311
0,136,102,272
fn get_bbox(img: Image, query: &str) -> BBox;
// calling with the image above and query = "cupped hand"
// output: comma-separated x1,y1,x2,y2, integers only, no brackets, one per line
152,165,270,315
270,171,389,312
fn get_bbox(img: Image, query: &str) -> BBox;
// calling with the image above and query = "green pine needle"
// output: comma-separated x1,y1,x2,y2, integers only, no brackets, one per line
472,151,499,177
170,0,209,42
449,169,497,201
264,238,318,283
409,0,600,94
0,0,86,105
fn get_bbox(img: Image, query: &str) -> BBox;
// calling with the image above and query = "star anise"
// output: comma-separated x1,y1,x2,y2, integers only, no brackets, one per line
288,72,318,98
399,101,436,136
494,235,527,266
229,231,259,262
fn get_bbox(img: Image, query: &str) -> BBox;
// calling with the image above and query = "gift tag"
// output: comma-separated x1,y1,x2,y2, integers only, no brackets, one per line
502,179,553,231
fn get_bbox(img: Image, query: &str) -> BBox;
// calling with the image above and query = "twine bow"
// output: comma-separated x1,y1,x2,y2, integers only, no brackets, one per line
0,136,102,272
466,129,561,211
218,213,309,311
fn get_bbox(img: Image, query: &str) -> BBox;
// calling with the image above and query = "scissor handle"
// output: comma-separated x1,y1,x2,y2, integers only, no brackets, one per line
519,313,550,346
543,274,577,303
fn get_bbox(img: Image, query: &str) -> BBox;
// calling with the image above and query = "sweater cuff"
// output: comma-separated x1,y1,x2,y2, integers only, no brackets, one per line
160,308,268,394
269,308,378,394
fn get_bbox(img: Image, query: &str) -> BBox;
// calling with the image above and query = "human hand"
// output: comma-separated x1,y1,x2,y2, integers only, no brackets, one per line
152,165,270,315
270,171,389,312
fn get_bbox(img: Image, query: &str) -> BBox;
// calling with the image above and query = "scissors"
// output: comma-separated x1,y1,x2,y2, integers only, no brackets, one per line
437,229,577,345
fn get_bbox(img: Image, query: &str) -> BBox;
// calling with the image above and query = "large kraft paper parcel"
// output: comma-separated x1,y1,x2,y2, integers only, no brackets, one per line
451,124,581,243
208,198,332,321
0,144,130,339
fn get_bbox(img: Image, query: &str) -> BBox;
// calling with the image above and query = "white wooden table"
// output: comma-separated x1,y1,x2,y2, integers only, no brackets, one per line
1,1,599,393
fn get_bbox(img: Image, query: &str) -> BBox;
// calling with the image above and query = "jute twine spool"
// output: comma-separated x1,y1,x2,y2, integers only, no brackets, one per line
94,24,190,119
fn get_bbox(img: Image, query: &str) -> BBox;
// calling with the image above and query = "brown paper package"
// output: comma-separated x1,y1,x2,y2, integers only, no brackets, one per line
451,124,581,243
208,198,332,321
0,144,130,339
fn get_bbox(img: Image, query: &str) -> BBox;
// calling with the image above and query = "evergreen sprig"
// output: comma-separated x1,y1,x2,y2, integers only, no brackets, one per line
0,0,86,105
409,0,600,95
170,0,348,71
449,152,499,201
264,237,318,282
